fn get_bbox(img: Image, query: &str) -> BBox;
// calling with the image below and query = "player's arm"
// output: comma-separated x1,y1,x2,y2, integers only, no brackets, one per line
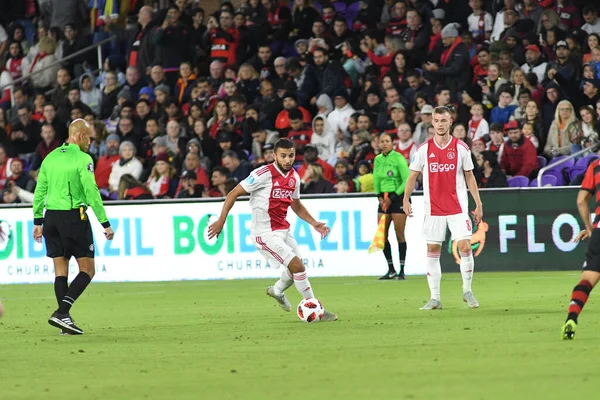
464,169,483,224
207,184,249,239
577,190,593,233
291,199,330,239
33,163,49,226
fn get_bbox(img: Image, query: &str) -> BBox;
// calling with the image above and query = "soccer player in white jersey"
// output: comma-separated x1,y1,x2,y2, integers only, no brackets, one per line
402,106,483,310
208,138,338,321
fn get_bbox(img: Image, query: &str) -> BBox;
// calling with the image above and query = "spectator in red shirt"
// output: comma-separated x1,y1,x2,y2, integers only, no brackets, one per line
287,108,313,156
298,144,335,183
30,123,60,171
275,92,312,133
500,120,538,179
95,134,121,191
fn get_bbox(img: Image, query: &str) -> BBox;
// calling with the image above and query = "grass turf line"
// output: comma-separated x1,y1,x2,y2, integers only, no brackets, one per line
0,272,596,400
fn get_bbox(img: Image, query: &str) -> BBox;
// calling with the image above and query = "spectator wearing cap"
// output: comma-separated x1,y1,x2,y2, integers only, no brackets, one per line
311,114,335,162
275,92,312,132
542,82,562,133
545,100,580,158
327,89,355,141
414,104,433,145
546,40,580,84
177,169,205,199
95,134,121,191
583,6,600,35
147,152,176,198
254,143,276,168
500,120,538,179
581,79,600,109
521,44,547,85
285,58,319,108
424,23,470,102
221,150,252,182
381,102,407,135
216,130,245,161
109,141,143,195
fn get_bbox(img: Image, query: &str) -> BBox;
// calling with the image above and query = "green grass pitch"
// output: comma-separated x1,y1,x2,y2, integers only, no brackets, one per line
0,272,598,400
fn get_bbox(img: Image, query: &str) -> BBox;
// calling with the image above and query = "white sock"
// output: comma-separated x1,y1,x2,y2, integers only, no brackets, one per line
273,269,293,296
459,250,474,293
426,250,442,301
293,271,314,298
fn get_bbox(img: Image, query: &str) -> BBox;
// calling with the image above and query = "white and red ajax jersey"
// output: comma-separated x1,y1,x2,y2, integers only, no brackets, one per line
410,137,474,216
239,163,301,234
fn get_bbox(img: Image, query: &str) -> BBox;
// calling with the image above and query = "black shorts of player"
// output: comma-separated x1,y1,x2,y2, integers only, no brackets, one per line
43,210,95,259
377,193,406,214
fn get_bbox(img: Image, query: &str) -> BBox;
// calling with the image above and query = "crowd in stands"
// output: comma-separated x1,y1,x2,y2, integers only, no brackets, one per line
0,0,599,204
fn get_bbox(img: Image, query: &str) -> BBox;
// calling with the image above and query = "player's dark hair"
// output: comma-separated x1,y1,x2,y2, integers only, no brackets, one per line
212,166,229,177
275,138,295,151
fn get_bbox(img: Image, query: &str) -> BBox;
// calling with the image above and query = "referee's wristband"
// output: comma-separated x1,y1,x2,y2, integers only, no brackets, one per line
101,221,111,228
34,218,44,226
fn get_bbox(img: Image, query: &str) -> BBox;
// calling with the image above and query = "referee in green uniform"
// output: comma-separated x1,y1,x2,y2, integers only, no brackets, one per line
33,119,114,335
373,132,410,280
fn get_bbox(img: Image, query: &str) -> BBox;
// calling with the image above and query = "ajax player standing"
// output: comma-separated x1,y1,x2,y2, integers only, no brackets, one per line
208,139,338,321
403,106,483,310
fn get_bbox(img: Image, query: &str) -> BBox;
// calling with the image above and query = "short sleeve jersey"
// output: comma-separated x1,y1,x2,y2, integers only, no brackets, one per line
581,159,600,226
239,163,301,235
410,137,474,216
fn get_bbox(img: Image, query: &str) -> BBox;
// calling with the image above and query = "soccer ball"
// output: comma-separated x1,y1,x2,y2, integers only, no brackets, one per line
297,298,324,323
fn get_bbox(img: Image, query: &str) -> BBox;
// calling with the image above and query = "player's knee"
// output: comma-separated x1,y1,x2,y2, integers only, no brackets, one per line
457,240,472,254
287,257,305,274
427,243,442,253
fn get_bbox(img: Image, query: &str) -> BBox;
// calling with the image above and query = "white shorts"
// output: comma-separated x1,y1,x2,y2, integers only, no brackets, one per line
252,230,302,268
423,213,473,244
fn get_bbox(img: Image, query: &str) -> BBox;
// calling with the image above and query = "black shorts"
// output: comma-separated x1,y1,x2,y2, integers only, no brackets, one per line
377,194,406,215
43,210,95,259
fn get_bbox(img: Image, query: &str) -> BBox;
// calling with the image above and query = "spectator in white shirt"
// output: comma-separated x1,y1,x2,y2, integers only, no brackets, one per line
582,6,600,35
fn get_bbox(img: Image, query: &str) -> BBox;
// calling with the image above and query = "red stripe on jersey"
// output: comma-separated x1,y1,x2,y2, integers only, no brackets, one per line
256,166,270,176
427,138,462,216
256,236,284,263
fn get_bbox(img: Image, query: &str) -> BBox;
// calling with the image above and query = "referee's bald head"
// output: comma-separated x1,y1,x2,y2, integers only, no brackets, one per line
68,118,92,151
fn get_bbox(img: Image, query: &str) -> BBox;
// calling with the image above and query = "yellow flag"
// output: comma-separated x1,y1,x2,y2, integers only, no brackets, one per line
368,215,387,254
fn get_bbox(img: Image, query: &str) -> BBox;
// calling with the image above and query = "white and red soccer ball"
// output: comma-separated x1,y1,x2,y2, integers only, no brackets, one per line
297,298,324,323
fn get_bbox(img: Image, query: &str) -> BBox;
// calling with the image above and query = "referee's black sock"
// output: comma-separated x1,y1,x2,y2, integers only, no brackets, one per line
57,272,91,314
383,241,395,274
398,242,407,274
54,276,68,308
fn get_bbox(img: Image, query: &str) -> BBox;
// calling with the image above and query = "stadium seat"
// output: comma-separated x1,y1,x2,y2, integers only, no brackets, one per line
537,156,547,169
574,154,599,168
529,175,557,187
342,2,361,20
507,176,529,187
543,169,565,185
333,2,347,13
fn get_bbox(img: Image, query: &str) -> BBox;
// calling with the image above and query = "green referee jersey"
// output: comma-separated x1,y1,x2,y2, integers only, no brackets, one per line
373,150,410,197
33,143,110,227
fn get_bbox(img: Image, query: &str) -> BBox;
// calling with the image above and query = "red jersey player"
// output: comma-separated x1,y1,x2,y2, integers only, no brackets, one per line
208,138,338,321
403,106,483,310
561,159,600,340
